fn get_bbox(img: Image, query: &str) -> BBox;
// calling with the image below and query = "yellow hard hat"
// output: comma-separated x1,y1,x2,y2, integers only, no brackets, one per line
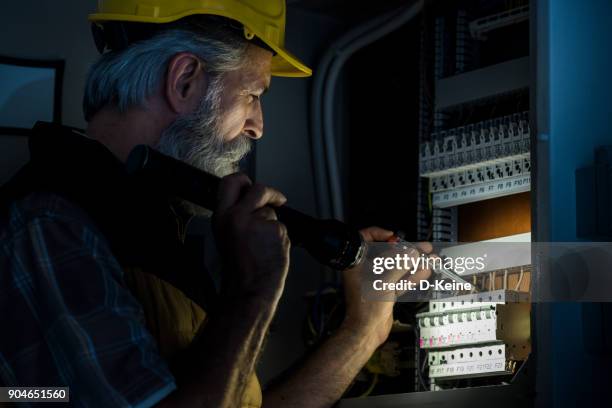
89,0,311,77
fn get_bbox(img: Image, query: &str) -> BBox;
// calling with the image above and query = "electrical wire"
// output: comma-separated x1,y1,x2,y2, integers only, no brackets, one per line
510,356,529,383
312,283,339,338
419,351,429,391
310,0,425,220
310,7,400,218
503,269,508,290
323,0,425,220
414,326,429,391
514,267,524,291
306,313,317,337
359,373,379,398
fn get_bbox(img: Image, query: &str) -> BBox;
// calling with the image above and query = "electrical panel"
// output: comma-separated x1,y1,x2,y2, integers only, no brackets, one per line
338,0,534,402
415,0,532,393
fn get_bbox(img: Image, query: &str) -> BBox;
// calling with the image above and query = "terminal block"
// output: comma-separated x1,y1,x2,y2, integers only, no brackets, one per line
419,112,531,207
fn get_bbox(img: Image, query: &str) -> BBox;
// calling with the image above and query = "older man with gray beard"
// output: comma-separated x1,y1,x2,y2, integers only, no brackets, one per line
0,11,430,408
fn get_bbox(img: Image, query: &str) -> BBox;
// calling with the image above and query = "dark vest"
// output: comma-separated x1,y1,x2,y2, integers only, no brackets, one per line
0,121,215,310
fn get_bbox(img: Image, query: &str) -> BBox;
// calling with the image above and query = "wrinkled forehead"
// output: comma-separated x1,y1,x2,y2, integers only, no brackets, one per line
225,44,272,92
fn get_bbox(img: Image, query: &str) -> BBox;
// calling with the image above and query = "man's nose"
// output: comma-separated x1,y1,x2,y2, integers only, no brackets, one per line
243,101,264,140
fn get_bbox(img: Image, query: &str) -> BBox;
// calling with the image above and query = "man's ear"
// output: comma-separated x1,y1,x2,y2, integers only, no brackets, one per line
165,52,206,114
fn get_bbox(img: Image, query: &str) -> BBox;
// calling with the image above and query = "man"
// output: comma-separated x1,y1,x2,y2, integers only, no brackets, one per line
0,1,430,406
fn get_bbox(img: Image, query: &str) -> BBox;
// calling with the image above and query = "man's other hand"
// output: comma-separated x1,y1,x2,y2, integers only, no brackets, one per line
341,227,432,348
213,173,291,304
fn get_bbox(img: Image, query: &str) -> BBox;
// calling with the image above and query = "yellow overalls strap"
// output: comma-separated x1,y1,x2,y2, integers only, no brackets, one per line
124,267,262,408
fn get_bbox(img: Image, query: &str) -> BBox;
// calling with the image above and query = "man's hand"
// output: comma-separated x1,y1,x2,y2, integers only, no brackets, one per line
159,174,291,407
264,228,432,407
341,227,432,348
213,173,291,303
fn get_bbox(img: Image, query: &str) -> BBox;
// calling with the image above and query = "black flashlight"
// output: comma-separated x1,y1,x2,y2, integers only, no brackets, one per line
126,145,365,271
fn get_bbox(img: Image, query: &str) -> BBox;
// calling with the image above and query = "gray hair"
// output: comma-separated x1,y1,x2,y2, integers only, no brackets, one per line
83,20,249,121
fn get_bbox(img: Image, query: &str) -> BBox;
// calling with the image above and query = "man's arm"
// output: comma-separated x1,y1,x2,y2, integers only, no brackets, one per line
263,322,381,407
0,194,177,407
158,296,276,407
263,228,432,407
159,173,291,407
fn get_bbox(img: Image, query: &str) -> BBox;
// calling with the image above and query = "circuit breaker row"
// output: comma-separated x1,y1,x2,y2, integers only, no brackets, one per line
417,303,530,350
419,291,531,381
430,157,530,207
429,157,530,193
418,305,500,349
419,111,530,177
428,343,511,379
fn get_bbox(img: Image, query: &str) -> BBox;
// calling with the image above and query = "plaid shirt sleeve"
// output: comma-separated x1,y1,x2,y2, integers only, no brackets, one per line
0,193,176,408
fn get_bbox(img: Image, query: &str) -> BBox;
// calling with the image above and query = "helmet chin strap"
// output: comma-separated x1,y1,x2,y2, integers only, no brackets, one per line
91,24,107,54
91,22,131,54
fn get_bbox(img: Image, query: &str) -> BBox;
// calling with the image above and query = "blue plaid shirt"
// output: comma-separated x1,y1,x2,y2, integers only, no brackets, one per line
0,192,176,407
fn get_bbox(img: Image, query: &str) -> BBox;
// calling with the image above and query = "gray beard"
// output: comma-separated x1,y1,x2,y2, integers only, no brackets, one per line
156,76,252,216
156,76,252,178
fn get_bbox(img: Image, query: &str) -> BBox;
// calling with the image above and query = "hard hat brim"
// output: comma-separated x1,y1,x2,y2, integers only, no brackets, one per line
89,11,312,78
269,44,312,78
